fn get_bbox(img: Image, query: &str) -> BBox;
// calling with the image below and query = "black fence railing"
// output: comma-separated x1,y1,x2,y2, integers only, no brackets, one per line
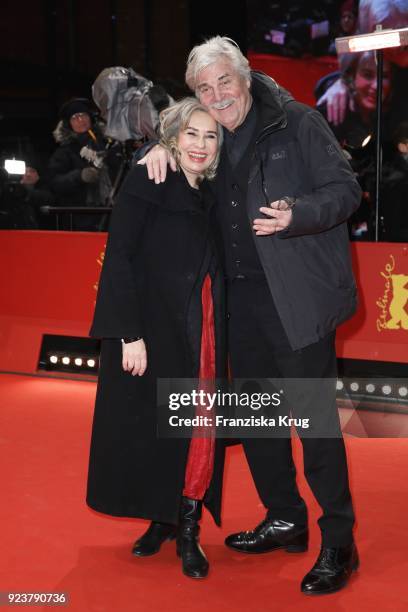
40,205,112,231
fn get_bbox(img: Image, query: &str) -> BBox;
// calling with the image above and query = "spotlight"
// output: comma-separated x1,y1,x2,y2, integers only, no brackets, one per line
62,356,70,365
350,382,359,392
74,358,83,366
398,387,408,398
382,385,392,396
366,384,375,393
49,355,58,364
87,359,96,368
336,380,344,391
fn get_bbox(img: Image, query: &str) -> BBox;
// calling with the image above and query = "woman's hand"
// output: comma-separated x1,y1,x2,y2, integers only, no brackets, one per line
317,79,349,126
122,339,147,376
137,144,177,184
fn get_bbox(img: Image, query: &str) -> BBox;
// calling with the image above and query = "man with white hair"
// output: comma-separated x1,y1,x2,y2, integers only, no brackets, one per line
140,36,361,595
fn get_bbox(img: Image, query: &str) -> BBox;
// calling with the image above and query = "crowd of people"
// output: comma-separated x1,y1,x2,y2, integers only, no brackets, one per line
0,0,406,239
0,70,172,231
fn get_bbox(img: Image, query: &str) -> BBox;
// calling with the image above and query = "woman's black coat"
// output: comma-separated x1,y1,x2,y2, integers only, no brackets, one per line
86,165,226,526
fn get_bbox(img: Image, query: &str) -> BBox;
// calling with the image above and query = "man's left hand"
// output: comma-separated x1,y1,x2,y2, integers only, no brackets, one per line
253,201,293,236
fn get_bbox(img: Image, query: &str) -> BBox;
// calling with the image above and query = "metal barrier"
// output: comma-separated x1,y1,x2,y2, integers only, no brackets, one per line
40,205,112,231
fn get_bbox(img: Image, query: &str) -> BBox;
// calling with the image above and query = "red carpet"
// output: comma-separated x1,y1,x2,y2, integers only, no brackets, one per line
1,373,407,611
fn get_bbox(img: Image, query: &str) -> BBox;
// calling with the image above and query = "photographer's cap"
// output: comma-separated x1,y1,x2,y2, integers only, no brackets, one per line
59,98,93,121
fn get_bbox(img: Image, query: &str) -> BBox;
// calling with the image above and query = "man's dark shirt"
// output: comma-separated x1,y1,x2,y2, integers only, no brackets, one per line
216,100,266,281
224,101,257,168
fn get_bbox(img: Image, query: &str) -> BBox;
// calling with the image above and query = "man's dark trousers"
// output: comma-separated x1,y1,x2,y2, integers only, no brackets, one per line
227,277,355,547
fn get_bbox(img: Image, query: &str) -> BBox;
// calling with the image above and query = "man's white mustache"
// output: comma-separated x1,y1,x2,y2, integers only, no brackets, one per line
210,98,235,110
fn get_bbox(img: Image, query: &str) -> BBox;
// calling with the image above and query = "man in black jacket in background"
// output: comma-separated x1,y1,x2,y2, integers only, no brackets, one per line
140,36,362,595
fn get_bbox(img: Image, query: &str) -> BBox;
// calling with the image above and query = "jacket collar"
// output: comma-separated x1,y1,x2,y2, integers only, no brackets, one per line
250,71,293,141
127,165,215,214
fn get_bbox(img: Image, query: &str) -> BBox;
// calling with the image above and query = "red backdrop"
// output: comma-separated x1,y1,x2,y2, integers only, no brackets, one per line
248,52,338,106
1,231,407,375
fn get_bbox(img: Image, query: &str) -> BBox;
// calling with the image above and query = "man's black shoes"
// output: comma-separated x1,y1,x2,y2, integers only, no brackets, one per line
225,518,308,554
301,542,359,595
132,521,176,556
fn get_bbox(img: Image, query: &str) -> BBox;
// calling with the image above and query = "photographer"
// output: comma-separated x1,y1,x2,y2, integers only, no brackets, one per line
47,98,120,231
0,162,53,230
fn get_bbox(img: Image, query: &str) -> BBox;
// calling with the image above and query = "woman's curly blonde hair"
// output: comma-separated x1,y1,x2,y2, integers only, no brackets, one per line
159,97,223,181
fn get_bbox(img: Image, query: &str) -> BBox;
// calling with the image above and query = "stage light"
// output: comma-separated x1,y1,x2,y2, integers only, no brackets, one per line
350,382,359,392
335,27,408,54
87,359,96,368
62,356,70,365
382,385,392,396
49,355,58,364
366,384,375,393
398,387,408,398
336,380,344,391
74,358,83,366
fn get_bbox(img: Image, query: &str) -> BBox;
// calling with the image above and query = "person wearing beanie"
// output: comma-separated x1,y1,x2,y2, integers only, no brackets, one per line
47,97,118,231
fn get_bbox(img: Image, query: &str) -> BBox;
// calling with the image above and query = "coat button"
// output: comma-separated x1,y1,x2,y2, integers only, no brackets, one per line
232,183,239,190
232,223,238,230
232,242,238,248
235,259,241,267
231,200,238,207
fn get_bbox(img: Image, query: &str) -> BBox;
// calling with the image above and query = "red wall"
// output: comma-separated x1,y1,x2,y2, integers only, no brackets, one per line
0,231,105,374
0,231,407,375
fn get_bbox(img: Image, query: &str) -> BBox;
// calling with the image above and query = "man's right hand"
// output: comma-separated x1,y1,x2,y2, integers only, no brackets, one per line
137,144,177,184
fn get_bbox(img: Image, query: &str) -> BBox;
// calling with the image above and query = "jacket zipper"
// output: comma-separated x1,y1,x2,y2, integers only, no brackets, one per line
254,118,288,205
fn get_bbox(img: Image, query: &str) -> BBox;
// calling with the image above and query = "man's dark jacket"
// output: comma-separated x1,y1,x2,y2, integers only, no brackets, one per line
212,72,361,350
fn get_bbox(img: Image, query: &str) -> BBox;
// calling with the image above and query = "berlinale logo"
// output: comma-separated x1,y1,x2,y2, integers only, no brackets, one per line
376,254,408,332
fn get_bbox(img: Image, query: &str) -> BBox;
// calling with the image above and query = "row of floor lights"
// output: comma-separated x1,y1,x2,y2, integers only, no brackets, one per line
336,380,408,398
48,355,97,368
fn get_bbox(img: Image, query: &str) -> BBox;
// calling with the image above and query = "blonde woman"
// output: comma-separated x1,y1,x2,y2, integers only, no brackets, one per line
87,98,225,579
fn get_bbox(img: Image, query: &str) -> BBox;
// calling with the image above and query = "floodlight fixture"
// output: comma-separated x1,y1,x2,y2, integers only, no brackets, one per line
335,27,408,55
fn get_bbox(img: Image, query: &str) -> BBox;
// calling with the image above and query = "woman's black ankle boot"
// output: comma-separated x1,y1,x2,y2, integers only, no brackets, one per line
132,521,176,556
176,496,209,578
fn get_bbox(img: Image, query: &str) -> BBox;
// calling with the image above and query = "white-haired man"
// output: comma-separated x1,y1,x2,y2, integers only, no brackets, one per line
140,36,361,595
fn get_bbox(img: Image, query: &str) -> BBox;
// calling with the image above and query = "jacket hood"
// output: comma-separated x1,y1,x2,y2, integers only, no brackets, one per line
250,71,294,136
52,119,107,145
